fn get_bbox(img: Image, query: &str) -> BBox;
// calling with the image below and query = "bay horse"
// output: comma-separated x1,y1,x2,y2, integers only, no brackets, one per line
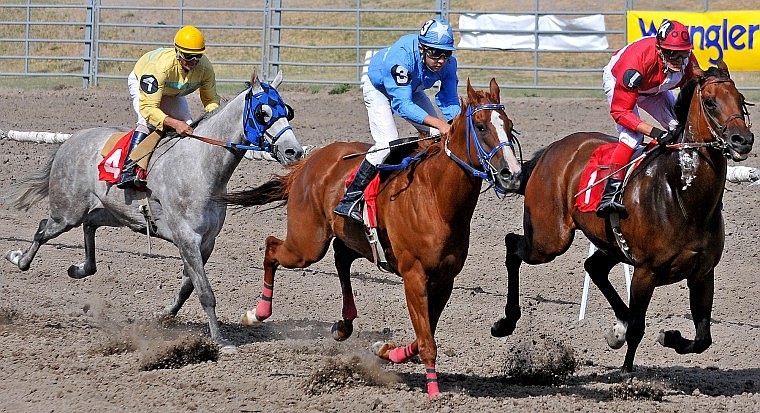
220,79,522,397
491,61,754,372
3,70,304,347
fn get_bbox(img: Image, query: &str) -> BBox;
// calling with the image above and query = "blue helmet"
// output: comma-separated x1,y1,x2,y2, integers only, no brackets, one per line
418,18,455,51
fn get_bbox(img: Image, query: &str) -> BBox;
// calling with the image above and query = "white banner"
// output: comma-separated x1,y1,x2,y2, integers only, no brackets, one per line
458,14,608,51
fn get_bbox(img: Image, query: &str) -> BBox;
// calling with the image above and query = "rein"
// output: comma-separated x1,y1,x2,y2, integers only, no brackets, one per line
187,125,293,153
445,103,515,196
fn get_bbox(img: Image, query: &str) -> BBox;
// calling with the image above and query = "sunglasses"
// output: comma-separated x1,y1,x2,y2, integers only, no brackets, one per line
661,49,690,61
178,51,203,62
423,47,452,61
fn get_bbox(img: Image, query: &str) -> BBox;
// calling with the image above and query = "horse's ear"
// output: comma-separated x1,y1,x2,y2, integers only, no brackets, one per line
466,78,476,101
251,69,261,89
691,61,704,79
271,70,284,89
489,78,500,102
717,59,730,78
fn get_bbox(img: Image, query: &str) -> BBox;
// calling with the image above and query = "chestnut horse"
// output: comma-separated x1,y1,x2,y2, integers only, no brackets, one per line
491,61,754,372
221,79,522,398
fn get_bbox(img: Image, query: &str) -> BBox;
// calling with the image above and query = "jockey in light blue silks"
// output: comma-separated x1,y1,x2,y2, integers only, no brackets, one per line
333,18,461,222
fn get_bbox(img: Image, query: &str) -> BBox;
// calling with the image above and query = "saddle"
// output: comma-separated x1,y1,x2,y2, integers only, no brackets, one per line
97,129,163,185
345,137,430,273
575,142,653,212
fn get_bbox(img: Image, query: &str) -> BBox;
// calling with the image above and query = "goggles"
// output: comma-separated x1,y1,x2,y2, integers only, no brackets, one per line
661,49,690,61
423,47,452,61
177,51,203,62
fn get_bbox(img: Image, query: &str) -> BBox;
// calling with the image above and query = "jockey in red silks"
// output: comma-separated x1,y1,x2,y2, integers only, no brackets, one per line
597,19,701,217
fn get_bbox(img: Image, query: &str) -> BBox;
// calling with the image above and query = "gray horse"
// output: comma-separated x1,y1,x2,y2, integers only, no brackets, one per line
3,70,303,346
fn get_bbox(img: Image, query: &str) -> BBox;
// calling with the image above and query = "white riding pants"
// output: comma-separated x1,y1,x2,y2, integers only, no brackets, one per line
128,71,193,134
602,69,679,149
361,73,440,165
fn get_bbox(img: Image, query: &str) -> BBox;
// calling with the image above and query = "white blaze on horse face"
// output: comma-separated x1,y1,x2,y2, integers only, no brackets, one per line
490,110,521,174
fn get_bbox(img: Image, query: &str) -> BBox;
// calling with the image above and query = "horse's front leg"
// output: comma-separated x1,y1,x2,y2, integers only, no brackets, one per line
584,249,629,349
658,269,714,355
621,267,655,372
165,239,216,317
242,235,282,327
375,266,441,398
330,238,359,341
173,233,223,343
491,232,524,337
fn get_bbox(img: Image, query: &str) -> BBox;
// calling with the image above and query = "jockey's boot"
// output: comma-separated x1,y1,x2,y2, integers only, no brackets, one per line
117,130,149,189
334,159,377,223
596,163,626,217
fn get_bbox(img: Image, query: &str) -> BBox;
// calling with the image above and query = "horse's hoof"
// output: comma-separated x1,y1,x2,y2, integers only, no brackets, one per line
220,344,238,355
241,310,263,327
5,250,22,267
67,263,95,279
605,321,627,349
331,320,353,341
490,317,516,337
372,341,391,358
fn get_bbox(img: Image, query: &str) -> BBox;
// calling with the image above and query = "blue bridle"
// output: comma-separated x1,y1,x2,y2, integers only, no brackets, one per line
239,82,294,153
445,103,515,196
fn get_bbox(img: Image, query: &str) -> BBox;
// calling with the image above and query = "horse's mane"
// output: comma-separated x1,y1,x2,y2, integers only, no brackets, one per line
515,147,546,196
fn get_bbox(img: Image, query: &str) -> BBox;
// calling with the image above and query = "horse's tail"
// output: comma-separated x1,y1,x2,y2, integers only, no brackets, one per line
1,147,56,211
517,147,546,195
217,176,288,207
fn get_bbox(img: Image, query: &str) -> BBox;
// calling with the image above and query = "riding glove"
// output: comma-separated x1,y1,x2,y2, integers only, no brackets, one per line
651,127,677,146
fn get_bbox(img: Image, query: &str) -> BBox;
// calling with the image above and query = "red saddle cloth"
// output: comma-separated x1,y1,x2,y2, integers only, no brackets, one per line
575,142,654,212
575,143,618,213
345,166,381,228
97,130,146,184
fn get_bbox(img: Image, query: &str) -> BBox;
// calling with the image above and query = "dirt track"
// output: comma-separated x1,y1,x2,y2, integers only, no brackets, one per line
0,83,758,412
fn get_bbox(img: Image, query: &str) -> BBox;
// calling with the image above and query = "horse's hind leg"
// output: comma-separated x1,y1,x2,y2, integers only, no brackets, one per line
241,236,282,327
658,269,714,355
6,217,76,271
330,238,360,341
491,232,525,337
67,223,98,279
242,229,330,327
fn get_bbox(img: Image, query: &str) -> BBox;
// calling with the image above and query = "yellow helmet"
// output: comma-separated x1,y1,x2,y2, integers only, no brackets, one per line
174,25,205,54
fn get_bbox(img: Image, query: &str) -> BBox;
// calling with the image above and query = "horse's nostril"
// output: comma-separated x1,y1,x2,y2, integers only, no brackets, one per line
730,133,755,147
285,148,296,159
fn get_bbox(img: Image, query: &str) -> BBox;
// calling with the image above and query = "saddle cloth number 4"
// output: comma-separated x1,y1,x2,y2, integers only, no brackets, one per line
97,133,131,184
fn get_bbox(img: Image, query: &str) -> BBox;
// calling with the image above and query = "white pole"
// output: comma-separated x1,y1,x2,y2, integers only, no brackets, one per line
0,129,71,143
579,242,633,320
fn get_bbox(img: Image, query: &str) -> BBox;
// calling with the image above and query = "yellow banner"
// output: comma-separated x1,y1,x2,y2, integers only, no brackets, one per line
626,11,760,71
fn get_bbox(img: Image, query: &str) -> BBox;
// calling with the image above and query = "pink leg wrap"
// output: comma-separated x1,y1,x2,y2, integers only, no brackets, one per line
255,281,274,321
388,344,415,364
342,294,357,321
340,282,357,320
425,365,440,398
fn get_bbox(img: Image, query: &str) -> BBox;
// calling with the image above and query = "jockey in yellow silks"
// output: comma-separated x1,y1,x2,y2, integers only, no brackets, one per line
120,25,221,189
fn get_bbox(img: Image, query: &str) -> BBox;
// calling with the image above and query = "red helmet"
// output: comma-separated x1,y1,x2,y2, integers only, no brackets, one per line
657,20,692,51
